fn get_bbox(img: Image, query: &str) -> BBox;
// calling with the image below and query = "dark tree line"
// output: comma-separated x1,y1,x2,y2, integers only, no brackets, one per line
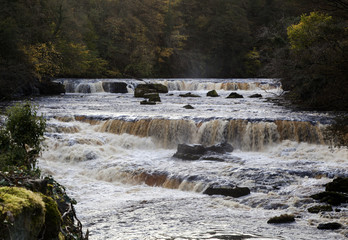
0,0,347,110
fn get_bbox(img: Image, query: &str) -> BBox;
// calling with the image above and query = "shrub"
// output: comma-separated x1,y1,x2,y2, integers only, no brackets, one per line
0,102,46,171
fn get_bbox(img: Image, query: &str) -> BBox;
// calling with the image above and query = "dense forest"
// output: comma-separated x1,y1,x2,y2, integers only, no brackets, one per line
0,0,347,110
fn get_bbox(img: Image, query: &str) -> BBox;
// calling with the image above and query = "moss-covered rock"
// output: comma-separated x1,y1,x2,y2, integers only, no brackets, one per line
0,187,46,239
226,92,243,98
207,90,219,97
40,195,61,239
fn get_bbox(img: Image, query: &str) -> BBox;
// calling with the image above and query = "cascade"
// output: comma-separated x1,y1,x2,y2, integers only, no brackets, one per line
96,118,325,151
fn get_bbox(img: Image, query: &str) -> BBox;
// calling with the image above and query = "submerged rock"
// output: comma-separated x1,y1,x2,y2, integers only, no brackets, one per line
173,142,233,160
183,104,194,109
317,222,342,230
226,92,243,98
203,186,250,198
179,92,201,98
308,205,333,213
140,100,156,105
207,90,219,97
267,214,295,224
249,94,262,98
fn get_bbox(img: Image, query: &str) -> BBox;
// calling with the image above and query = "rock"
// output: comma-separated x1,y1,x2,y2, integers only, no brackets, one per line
183,104,194,109
267,214,295,224
140,100,156,105
0,187,46,239
317,222,342,230
325,177,348,193
134,84,168,97
226,92,243,98
203,186,250,198
207,90,219,97
311,191,348,206
179,92,201,97
144,93,161,102
206,142,234,153
173,144,207,160
173,142,234,160
40,195,61,239
102,82,128,93
308,205,333,213
249,94,262,98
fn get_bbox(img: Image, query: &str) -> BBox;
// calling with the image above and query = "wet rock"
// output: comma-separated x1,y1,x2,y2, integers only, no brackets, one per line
226,92,243,98
267,214,295,224
207,90,219,97
140,100,156,105
173,144,207,160
173,142,233,160
102,82,128,93
308,205,333,213
325,177,348,193
317,222,342,230
203,186,250,198
249,94,262,98
183,104,194,109
144,93,161,102
134,83,168,97
206,142,234,153
311,191,348,206
179,92,201,97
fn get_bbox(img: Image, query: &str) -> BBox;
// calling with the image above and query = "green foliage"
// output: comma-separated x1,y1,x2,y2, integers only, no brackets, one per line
0,102,46,171
287,12,333,51
279,11,348,110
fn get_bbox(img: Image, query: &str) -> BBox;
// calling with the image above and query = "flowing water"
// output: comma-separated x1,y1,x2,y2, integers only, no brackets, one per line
24,79,348,239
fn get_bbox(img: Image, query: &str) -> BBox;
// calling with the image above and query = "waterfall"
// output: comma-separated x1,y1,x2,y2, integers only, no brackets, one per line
93,118,326,151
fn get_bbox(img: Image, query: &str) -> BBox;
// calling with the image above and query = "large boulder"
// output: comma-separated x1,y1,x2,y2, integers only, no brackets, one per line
173,142,233,160
134,84,168,97
203,185,250,198
102,82,128,93
0,187,46,239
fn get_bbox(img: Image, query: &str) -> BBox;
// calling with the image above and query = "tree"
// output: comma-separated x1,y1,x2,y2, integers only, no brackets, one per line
280,12,348,110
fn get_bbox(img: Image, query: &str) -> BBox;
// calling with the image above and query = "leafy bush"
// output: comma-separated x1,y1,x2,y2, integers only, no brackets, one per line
0,102,46,172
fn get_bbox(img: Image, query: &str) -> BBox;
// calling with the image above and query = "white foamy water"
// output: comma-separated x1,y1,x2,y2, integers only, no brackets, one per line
33,79,347,239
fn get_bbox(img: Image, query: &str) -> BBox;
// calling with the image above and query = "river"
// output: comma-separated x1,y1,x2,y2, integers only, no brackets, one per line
33,78,347,239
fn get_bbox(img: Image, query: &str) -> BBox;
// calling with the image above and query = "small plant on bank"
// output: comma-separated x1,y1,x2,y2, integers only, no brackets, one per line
0,102,46,173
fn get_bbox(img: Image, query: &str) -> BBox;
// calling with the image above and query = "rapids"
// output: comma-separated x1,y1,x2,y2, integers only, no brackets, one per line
24,78,348,239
